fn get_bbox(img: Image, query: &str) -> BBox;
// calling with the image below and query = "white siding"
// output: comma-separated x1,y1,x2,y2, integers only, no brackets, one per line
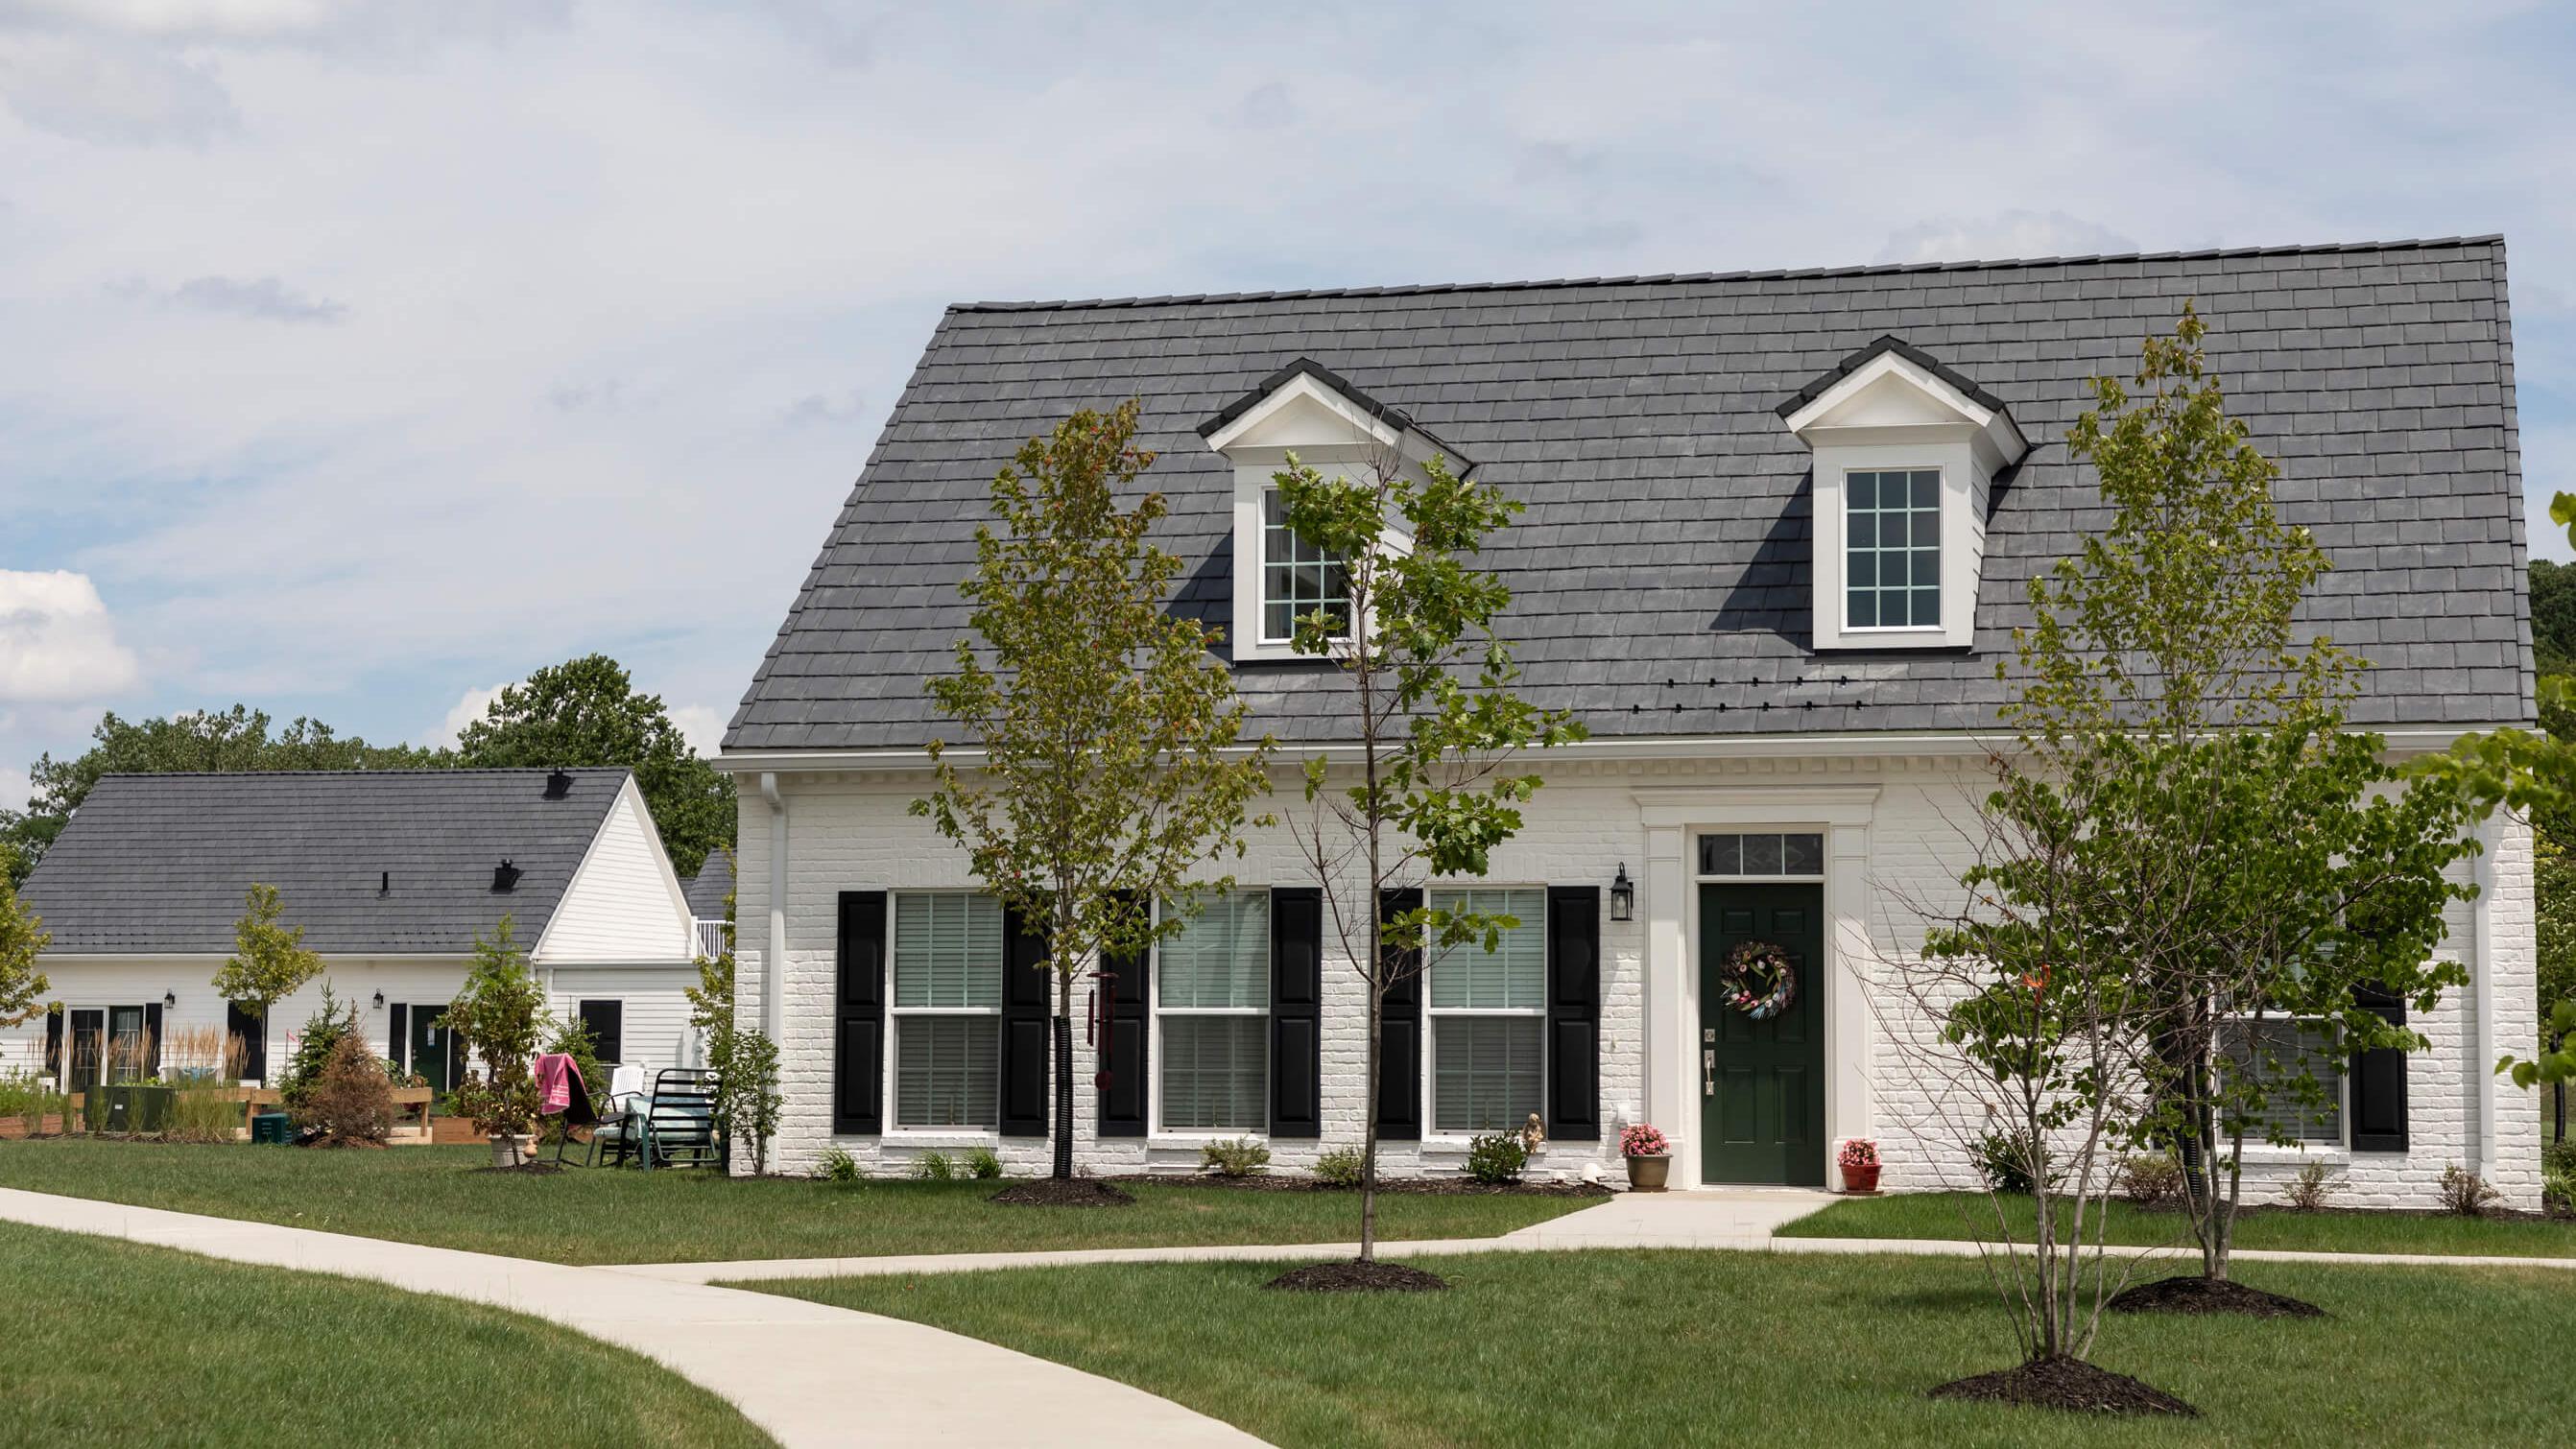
737,750,2542,1209
1,957,474,1082
544,965,704,1079
533,778,695,965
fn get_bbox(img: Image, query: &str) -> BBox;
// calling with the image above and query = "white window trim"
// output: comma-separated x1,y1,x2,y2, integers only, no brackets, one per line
1422,886,1549,1145
1150,891,1273,1138
1252,485,1351,650
884,891,1007,1136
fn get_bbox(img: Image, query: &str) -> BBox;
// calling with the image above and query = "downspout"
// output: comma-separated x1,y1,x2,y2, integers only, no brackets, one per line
759,772,788,1044
2470,814,2499,1180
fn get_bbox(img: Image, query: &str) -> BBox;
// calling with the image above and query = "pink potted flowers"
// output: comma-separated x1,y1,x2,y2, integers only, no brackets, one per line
1620,1123,1671,1192
1837,1137,1881,1194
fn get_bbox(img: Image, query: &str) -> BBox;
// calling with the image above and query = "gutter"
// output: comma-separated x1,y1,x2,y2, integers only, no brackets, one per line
759,772,788,1043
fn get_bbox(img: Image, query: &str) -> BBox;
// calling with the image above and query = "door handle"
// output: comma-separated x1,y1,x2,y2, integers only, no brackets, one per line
1703,1048,1715,1098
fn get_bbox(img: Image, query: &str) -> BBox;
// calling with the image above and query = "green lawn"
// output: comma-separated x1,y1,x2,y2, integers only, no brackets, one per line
1777,1190,2576,1258
0,1140,1595,1264
758,1249,2567,1447
0,1220,770,1448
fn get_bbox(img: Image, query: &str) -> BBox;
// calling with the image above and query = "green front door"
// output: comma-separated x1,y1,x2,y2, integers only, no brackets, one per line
1700,882,1826,1185
407,1007,460,1094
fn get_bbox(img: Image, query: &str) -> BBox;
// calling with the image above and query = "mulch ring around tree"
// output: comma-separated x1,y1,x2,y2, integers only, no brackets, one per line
1104,1174,1611,1199
989,1178,1136,1208
473,1159,568,1176
1263,1259,1450,1294
2108,1274,2326,1318
1927,1356,2197,1417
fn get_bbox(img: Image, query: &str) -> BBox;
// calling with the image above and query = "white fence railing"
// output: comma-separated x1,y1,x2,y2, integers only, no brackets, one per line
694,919,729,959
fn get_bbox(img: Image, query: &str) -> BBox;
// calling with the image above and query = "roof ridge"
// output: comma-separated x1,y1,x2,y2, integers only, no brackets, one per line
949,234,2506,314
93,766,632,780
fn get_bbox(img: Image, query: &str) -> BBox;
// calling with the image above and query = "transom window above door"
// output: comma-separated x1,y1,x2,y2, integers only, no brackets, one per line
1697,833,1825,877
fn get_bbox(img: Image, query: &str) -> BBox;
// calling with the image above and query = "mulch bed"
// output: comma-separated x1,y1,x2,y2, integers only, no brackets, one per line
1927,1355,2197,1417
1104,1173,1610,1199
1263,1259,1450,1294
2108,1274,2326,1318
473,1159,567,1176
989,1178,1136,1208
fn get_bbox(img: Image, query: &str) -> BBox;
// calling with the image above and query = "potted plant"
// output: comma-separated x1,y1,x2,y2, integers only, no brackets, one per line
1837,1136,1881,1194
1620,1123,1671,1192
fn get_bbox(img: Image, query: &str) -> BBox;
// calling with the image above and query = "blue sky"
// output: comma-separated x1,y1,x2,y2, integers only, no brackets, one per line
2,1,2571,808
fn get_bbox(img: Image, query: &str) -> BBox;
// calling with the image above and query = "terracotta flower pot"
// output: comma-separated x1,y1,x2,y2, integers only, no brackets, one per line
1840,1160,1880,1194
1626,1152,1671,1192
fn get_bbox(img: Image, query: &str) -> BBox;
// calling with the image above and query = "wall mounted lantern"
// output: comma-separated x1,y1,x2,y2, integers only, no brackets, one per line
162,989,178,1010
371,991,387,1010
1610,863,1634,922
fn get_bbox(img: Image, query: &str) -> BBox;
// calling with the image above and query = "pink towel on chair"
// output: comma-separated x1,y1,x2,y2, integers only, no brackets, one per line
535,1053,573,1115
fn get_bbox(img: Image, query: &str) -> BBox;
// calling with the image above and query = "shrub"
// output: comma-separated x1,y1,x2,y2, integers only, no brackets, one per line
278,985,359,1110
913,1150,956,1181
293,1033,394,1148
2545,1167,2572,1218
165,1085,245,1144
1201,1136,1271,1177
815,1147,860,1183
1974,1128,2046,1195
965,1146,1003,1180
1313,1146,1365,1188
445,919,547,1139
1464,1132,1529,1186
2116,1152,2187,1208
2439,1163,2500,1218
1619,1123,1669,1157
2279,1159,2346,1212
0,1068,68,1136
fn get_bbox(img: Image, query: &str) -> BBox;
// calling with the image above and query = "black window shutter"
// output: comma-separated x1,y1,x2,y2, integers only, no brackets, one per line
1376,888,1424,1142
390,1003,409,1076
2349,983,2409,1153
998,905,1053,1137
833,892,886,1135
44,1008,61,1079
1098,892,1151,1138
142,1002,163,1079
1269,886,1324,1138
1545,885,1602,1140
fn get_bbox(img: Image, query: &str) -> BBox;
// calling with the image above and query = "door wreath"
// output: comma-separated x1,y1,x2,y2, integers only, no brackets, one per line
1719,939,1799,1020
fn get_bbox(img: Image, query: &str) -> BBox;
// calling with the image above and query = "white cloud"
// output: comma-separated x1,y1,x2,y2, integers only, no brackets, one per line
1874,210,2142,267
668,703,727,758
0,762,28,812
423,679,513,749
0,571,142,703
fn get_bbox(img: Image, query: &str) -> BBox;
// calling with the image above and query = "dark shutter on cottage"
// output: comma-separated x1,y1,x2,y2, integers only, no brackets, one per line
832,891,886,1135
43,1008,61,1078
1545,885,1602,1140
2349,983,2409,1153
998,905,1053,1137
1376,888,1424,1142
389,1003,409,1076
1269,886,1324,1138
1097,894,1151,1138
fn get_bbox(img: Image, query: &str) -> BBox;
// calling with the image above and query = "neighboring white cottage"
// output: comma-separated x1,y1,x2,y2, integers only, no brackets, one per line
8,768,704,1093
714,237,2541,1209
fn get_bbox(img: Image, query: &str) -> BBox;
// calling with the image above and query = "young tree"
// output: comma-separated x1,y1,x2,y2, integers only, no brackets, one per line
683,852,783,1174
1270,443,1584,1271
0,843,48,1028
453,653,733,875
446,917,548,1162
2000,305,2477,1290
209,884,325,1042
914,400,1275,1186
3,707,441,886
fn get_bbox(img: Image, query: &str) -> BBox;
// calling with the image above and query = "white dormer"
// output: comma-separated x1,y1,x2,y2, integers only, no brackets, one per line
1200,359,1460,662
1779,337,2029,652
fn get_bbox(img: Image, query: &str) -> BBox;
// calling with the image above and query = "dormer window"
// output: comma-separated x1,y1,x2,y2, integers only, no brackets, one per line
1202,358,1464,662
1261,487,1349,644
1778,337,2028,652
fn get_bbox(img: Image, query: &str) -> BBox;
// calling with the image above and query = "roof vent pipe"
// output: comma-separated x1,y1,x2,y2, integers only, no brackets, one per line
544,769,572,799
493,860,521,892
379,870,390,895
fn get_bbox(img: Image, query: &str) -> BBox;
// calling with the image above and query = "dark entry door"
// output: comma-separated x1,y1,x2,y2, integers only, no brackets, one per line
1700,882,1826,1186
68,1010,105,1092
407,1007,462,1094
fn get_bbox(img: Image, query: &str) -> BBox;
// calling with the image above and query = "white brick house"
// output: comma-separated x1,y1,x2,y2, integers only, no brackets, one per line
720,238,2542,1208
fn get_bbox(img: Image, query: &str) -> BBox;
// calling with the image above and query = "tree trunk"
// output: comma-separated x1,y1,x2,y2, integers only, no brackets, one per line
2556,1080,2565,1147
1052,978,1074,1180
1361,978,1381,1264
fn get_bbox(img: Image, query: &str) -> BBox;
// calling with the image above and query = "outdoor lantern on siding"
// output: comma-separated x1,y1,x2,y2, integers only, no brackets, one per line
162,989,177,1010
1610,864,1634,922
372,991,386,1010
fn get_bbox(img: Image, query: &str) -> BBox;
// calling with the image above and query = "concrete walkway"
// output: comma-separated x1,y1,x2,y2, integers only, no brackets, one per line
0,1187,1257,1449
615,1188,2576,1284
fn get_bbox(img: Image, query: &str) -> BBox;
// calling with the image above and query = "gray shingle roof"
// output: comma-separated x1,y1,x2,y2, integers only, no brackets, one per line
680,850,734,919
22,769,631,955
728,236,2532,750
